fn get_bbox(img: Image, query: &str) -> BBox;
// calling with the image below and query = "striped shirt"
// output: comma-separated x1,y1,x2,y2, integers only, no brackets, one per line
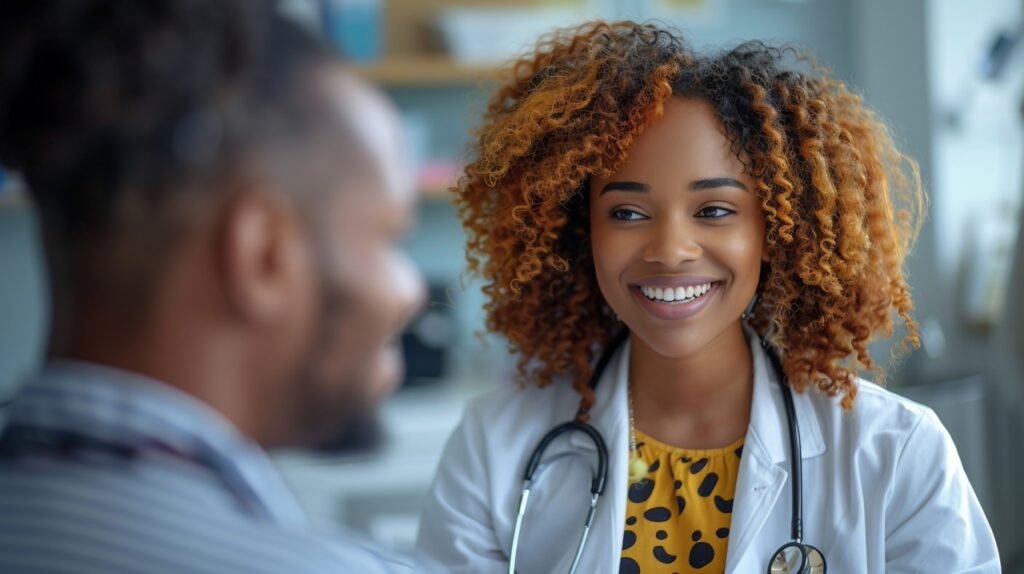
0,361,429,574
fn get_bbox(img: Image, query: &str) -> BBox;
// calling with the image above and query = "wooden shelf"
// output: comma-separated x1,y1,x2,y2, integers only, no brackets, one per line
354,57,501,87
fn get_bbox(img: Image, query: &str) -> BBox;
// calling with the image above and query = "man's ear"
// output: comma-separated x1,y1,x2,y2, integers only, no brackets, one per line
216,189,310,324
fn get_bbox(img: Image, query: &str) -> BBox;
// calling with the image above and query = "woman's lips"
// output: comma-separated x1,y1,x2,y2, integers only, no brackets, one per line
630,281,721,321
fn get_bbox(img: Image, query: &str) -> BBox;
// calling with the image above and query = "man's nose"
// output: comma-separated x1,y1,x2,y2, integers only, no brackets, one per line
400,263,428,325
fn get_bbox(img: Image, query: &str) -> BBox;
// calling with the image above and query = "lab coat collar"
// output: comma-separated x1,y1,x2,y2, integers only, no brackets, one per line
566,334,630,453
557,329,827,568
562,330,828,572
725,333,827,572
746,335,826,464
565,330,827,463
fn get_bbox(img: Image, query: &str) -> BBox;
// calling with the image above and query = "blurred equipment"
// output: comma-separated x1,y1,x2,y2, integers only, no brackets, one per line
961,206,1019,328
986,6,1024,570
321,0,383,62
400,282,454,386
944,18,1024,128
978,21,1024,81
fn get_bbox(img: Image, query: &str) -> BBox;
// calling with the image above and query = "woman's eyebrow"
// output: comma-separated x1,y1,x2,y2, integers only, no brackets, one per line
600,181,650,195
600,178,748,195
689,177,749,192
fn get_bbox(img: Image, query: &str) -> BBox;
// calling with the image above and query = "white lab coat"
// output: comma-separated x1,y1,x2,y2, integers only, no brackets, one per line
417,335,1001,573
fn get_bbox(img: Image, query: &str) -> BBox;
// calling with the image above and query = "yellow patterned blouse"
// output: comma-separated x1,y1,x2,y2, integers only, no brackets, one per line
620,431,744,573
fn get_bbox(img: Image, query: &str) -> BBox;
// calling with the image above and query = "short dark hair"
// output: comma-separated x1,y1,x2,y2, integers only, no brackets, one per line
0,0,342,320
0,0,339,229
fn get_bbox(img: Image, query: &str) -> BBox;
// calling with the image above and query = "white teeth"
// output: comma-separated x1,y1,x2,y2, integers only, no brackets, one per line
640,282,714,303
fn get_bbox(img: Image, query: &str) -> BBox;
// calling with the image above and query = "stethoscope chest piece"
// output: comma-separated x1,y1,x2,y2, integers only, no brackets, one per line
769,541,827,574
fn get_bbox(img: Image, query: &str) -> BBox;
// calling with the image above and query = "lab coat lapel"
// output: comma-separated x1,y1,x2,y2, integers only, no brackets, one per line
724,337,826,572
563,337,631,573
555,333,828,572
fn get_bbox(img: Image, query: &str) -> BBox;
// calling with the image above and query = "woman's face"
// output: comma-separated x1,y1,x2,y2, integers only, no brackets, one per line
589,96,766,360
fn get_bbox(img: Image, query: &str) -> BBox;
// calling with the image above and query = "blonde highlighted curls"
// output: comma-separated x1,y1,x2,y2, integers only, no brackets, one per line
456,21,923,414
679,43,924,408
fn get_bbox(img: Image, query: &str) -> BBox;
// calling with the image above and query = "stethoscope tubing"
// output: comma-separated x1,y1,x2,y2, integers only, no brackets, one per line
510,331,826,574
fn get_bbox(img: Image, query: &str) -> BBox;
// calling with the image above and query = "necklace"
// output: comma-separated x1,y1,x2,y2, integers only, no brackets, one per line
627,383,648,483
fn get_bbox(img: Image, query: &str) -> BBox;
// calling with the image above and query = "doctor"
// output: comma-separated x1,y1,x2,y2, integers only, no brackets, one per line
417,22,1000,573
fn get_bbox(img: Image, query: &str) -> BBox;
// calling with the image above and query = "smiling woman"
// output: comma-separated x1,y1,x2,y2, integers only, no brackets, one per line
590,97,768,375
418,20,1000,574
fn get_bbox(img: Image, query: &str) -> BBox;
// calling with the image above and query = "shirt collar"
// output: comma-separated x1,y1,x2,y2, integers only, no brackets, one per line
3,360,308,527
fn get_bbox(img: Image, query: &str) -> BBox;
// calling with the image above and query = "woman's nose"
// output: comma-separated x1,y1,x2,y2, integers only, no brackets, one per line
643,219,702,267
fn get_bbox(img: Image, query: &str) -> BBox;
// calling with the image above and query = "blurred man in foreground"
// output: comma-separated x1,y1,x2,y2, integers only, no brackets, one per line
0,1,427,571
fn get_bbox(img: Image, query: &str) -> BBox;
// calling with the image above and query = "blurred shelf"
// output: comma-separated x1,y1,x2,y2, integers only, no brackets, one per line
354,57,501,87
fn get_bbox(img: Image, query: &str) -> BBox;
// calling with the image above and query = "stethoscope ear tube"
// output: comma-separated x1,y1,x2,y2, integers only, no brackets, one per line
522,421,609,495
513,420,610,574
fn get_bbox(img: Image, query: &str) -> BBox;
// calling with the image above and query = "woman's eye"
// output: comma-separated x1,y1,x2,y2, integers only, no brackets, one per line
611,208,647,221
695,206,734,218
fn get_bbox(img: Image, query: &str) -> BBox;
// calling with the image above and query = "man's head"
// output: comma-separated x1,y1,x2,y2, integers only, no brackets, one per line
0,0,424,451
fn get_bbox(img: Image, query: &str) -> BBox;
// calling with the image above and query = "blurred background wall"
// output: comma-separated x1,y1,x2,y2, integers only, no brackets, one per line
1,0,1022,568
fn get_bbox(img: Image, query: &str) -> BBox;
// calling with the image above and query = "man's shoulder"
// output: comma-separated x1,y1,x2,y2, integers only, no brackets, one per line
0,457,427,573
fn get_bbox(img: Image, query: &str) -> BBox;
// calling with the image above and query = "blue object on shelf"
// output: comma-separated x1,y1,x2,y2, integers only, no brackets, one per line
320,0,382,63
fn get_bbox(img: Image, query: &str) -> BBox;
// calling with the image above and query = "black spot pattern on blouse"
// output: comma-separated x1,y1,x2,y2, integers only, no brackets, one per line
623,530,638,550
630,479,657,503
621,432,743,572
643,507,672,522
653,546,678,565
697,473,719,497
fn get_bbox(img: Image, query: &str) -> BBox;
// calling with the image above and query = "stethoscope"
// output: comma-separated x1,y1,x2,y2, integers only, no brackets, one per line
508,330,827,574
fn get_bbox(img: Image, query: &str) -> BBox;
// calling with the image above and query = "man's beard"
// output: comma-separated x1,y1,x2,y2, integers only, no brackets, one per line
307,401,385,456
289,275,388,456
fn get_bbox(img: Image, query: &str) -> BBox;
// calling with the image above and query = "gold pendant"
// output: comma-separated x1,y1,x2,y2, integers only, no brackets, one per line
629,455,648,483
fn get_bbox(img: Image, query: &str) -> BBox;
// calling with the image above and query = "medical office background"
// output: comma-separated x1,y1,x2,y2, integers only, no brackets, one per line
1,0,1022,569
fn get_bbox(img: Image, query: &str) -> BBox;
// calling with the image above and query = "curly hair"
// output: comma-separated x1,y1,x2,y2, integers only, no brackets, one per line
456,21,923,413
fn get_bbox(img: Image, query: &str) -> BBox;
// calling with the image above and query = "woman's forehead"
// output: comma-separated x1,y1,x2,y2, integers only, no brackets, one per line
593,97,747,186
